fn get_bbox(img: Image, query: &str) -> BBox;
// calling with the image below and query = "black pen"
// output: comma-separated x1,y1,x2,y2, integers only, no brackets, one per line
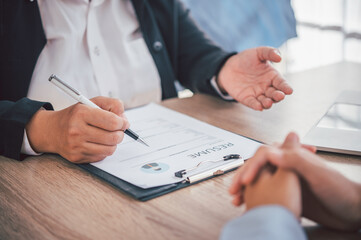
48,74,149,147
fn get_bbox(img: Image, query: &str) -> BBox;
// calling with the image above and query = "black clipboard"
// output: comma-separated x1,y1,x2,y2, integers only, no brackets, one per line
77,135,262,202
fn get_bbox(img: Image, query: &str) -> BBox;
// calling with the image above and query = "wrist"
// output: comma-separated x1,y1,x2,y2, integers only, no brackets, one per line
216,59,231,95
25,109,57,153
292,150,318,180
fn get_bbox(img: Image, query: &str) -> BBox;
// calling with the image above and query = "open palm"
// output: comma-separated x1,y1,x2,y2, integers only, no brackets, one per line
217,47,293,110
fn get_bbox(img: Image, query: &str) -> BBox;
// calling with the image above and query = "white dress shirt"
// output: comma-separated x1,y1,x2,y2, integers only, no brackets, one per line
27,0,162,111
22,0,162,154
22,0,230,155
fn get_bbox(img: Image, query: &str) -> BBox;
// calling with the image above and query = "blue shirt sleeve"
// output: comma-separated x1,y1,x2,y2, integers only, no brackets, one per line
220,205,307,240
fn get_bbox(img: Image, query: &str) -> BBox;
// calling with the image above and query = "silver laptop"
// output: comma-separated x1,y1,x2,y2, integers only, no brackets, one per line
303,90,361,156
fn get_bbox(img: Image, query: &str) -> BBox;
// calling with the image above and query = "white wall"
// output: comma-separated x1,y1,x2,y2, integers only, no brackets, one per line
282,0,361,73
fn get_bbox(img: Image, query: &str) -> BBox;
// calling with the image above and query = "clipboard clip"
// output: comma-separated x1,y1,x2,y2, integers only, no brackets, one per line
174,154,241,178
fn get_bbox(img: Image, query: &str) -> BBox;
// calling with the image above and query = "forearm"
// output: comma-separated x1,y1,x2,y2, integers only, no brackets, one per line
25,109,58,154
301,180,361,231
297,150,361,230
351,183,361,228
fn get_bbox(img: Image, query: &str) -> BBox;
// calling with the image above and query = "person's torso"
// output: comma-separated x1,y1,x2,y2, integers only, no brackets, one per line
27,0,162,110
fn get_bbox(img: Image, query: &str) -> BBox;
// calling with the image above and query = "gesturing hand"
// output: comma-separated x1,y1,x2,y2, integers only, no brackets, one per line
217,47,293,110
26,96,129,163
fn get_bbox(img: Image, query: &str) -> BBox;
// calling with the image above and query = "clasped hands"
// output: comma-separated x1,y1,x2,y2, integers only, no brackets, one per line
229,132,361,231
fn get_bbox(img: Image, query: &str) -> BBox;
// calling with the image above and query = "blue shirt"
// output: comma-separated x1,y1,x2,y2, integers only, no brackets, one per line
221,205,307,240
182,0,297,52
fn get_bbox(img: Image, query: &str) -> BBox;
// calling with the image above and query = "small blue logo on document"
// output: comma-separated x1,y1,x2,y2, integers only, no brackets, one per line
141,162,169,174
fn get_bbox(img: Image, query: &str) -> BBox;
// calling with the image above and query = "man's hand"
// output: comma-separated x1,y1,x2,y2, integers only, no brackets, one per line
25,96,129,163
244,168,302,218
229,132,361,231
217,47,293,110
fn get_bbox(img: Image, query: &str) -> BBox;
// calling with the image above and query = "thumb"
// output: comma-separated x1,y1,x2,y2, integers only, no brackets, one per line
256,47,282,63
282,132,300,149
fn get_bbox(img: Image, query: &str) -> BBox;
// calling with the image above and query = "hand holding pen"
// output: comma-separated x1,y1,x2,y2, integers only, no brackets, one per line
24,75,148,164
49,74,149,146
49,74,148,147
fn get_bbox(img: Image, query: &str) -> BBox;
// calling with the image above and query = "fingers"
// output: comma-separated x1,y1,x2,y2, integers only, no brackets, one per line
244,88,285,110
257,47,282,63
88,97,129,130
65,142,118,163
257,95,273,109
301,144,317,153
230,133,303,202
282,132,300,149
82,142,117,157
229,162,250,195
250,166,274,185
243,96,263,111
229,146,282,196
252,87,286,110
243,167,274,210
265,87,285,102
85,125,125,146
55,101,130,164
274,141,317,153
242,147,282,185
83,107,127,131
90,96,125,116
232,192,244,206
272,76,293,95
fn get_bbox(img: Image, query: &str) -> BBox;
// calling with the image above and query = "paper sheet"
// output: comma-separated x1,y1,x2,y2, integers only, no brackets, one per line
91,103,261,188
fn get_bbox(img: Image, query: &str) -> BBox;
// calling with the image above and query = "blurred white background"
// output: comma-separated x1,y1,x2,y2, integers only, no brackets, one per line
179,0,361,97
284,0,361,73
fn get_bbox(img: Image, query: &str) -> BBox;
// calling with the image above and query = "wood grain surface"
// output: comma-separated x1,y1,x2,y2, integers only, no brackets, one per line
1,62,360,240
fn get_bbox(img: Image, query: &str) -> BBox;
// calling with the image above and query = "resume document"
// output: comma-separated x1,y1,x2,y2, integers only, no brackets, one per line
91,104,261,188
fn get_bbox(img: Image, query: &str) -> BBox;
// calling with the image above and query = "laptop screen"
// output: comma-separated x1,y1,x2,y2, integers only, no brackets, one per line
317,103,361,132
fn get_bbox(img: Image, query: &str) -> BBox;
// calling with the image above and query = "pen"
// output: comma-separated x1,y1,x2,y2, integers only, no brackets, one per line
185,159,243,184
48,74,149,147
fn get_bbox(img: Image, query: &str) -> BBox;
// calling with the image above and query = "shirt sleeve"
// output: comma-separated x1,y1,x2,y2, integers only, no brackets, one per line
21,129,42,156
210,76,233,101
0,98,53,160
220,205,307,240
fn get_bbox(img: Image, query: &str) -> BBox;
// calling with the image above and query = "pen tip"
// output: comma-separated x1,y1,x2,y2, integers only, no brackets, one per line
138,138,150,147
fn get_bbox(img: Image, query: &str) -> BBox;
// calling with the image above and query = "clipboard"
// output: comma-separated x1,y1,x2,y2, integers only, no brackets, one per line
78,158,239,201
73,103,262,201
77,135,262,202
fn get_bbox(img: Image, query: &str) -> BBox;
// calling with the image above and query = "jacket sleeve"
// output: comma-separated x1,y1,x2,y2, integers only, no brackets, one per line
175,1,236,97
0,98,53,160
220,205,308,240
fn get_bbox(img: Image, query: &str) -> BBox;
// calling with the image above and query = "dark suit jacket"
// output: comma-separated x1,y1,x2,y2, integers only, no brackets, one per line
0,0,233,160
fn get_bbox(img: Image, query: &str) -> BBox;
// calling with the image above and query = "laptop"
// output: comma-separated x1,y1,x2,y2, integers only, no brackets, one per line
303,90,361,156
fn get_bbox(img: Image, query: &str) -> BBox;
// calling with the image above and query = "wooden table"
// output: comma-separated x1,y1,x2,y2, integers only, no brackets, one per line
1,62,360,240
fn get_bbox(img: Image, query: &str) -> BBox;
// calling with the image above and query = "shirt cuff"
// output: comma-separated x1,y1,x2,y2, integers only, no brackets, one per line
210,76,233,101
21,106,46,156
21,129,42,155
